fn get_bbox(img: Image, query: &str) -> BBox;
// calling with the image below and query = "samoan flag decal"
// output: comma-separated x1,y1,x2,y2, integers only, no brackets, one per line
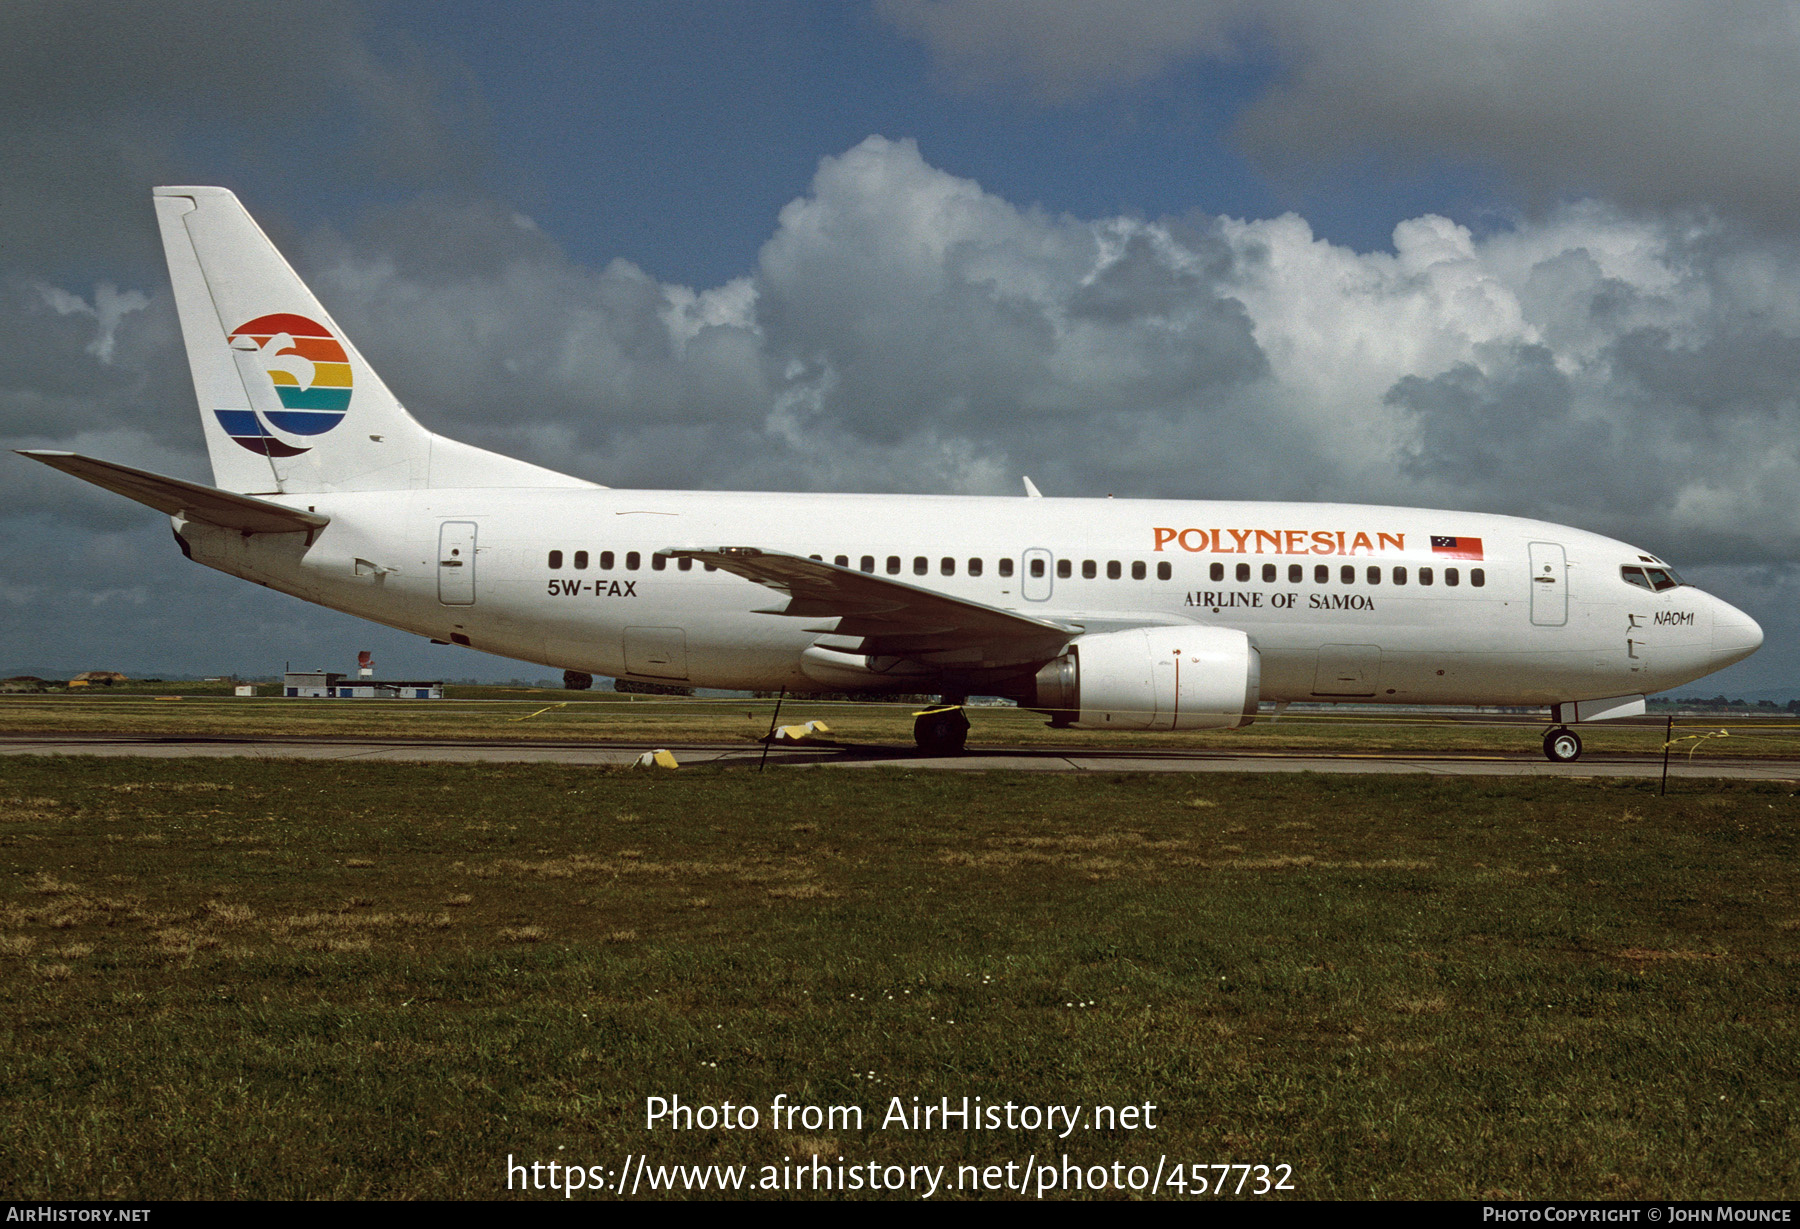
1431,535,1484,560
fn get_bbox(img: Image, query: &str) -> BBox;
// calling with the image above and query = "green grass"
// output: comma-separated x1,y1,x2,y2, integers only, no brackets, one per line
2,758,1798,1199
5,692,1799,760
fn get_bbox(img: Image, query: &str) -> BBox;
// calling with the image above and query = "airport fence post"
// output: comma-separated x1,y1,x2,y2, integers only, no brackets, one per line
759,688,786,773
1660,715,1673,796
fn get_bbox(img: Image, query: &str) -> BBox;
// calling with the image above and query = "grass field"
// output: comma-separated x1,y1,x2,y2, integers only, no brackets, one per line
5,691,1800,762
2,755,1797,1200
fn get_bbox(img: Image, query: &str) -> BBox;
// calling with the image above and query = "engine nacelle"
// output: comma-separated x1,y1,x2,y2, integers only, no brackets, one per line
1030,626,1260,730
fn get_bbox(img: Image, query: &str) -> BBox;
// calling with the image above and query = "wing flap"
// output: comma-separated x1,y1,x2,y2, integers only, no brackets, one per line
18,450,330,535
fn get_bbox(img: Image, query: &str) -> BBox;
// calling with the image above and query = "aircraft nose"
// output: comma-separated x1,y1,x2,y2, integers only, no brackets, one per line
1712,598,1763,666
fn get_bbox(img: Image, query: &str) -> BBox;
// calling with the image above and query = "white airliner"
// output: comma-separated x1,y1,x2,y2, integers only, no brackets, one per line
19,188,1764,759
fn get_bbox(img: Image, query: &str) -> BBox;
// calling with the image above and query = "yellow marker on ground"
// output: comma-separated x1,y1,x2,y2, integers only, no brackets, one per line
634,749,679,768
773,720,832,742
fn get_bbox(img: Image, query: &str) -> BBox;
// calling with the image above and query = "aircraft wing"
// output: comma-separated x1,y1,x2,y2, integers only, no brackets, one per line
18,451,329,535
666,547,1078,660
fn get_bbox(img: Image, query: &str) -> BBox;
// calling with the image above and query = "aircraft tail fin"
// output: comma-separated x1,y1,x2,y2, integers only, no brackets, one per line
152,187,594,495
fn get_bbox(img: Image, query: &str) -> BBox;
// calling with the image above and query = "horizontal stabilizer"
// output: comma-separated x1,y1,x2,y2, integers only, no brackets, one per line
18,451,329,535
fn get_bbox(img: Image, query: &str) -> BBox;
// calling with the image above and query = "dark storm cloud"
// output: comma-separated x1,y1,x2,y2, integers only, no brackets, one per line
883,1,1800,230
878,0,1242,101
0,0,481,272
0,0,487,527
1239,2,1800,230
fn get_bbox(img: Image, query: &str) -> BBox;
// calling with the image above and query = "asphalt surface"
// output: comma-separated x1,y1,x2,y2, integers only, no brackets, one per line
3,731,1797,780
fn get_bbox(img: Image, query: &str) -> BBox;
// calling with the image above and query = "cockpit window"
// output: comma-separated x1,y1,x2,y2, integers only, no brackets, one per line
1623,564,1684,592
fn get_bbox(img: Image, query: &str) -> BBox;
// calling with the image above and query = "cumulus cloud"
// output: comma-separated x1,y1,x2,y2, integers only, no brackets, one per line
269,139,1800,570
37,283,148,364
882,0,1800,228
42,134,1799,563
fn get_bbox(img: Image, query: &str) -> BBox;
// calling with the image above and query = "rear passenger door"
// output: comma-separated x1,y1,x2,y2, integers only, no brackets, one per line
438,521,476,606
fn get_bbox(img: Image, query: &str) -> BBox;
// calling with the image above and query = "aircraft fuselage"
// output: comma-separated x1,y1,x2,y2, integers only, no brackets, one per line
173,487,1761,706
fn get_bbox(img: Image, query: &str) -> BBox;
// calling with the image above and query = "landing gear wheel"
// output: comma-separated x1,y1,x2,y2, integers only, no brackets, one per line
1543,726,1583,763
913,707,969,754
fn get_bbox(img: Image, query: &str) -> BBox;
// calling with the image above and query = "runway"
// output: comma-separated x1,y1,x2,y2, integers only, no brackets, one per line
3,731,1797,780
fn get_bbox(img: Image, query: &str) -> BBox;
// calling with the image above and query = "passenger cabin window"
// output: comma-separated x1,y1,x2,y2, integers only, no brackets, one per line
1082,560,1096,579
1341,565,1355,584
626,551,641,570
999,558,1014,578
1210,562,1225,582
1029,558,1045,578
1445,567,1460,586
1288,564,1303,583
834,555,848,568
548,550,563,569
968,558,983,577
1393,566,1406,585
861,555,875,573
1471,568,1485,587
1367,565,1381,585
652,554,667,571
678,557,693,572
1315,564,1329,584
1156,561,1171,580
1418,566,1432,585
1131,561,1146,580
941,557,955,576
887,556,901,575
1057,559,1072,579
1236,563,1251,582
1262,563,1277,583
573,550,588,570
914,556,928,576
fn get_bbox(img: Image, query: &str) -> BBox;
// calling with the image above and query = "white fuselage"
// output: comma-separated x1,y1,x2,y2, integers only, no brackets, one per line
172,487,1762,706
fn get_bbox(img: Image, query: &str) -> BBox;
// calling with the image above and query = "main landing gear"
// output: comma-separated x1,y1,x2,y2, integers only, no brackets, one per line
913,702,970,754
1543,726,1583,763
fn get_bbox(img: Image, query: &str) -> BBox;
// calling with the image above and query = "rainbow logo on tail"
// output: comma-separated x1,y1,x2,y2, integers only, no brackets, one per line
214,313,353,457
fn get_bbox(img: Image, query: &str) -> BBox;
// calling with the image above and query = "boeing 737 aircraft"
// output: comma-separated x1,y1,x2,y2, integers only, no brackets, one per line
19,188,1765,759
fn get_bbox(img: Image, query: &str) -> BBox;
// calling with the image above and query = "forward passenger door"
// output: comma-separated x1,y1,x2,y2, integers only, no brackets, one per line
1529,542,1567,626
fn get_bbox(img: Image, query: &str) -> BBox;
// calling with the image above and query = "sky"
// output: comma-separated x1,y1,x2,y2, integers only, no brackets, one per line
6,0,1800,694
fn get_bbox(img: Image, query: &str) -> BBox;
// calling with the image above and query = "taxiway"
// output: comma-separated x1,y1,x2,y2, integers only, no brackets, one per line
2,732,1795,780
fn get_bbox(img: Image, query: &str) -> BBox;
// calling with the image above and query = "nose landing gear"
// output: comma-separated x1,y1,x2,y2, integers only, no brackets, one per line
1543,726,1583,763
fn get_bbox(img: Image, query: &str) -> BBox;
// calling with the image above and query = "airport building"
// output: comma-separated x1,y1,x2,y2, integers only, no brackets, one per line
283,671,443,700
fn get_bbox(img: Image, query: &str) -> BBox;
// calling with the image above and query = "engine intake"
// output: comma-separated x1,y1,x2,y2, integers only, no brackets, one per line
1030,626,1259,730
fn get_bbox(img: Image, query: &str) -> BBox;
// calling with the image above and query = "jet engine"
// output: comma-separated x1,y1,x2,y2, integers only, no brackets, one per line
1028,626,1260,730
